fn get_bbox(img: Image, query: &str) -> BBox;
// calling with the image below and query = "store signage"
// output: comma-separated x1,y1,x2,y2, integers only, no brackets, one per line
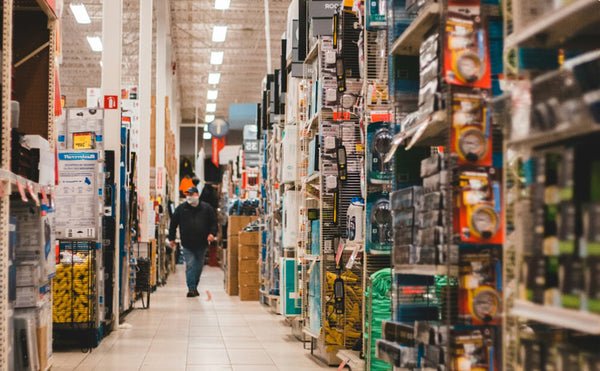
208,118,230,138
212,137,226,167
104,95,118,109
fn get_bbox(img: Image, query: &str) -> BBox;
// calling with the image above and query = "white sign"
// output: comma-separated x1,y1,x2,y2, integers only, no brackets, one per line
87,88,102,108
55,151,99,240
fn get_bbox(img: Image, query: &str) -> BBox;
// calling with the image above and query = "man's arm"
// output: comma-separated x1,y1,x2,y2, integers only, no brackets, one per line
207,204,218,243
168,205,180,244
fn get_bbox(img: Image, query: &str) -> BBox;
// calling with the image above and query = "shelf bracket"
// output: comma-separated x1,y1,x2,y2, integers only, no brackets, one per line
14,41,50,68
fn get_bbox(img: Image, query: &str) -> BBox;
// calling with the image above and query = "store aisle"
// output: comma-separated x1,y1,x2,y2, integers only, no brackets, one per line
52,266,331,371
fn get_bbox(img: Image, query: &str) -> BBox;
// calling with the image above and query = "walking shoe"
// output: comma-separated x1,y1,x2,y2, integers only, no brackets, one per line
186,290,196,297
192,289,200,297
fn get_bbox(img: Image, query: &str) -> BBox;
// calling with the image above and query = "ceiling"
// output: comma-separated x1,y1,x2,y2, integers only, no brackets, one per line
61,0,290,124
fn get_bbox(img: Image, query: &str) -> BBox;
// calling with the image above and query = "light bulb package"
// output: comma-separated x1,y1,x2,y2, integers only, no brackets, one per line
454,168,503,245
444,16,491,89
450,92,492,166
367,122,394,184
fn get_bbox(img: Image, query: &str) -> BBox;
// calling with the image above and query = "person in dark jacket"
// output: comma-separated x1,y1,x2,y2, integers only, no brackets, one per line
169,186,218,297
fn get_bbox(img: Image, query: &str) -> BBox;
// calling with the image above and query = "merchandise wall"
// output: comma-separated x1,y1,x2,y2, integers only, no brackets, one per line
248,0,600,370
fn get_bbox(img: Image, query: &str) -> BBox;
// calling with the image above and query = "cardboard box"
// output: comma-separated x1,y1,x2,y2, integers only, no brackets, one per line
238,259,259,274
238,244,259,260
226,274,239,296
238,231,260,246
227,216,258,238
226,236,239,296
36,326,48,371
239,271,259,285
239,284,260,301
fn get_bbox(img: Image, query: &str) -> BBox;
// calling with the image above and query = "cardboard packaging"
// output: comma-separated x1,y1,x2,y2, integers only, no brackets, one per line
239,284,260,301
227,216,258,238
238,231,260,246
238,244,259,260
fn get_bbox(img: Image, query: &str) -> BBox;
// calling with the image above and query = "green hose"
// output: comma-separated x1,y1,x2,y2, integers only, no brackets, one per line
365,268,392,371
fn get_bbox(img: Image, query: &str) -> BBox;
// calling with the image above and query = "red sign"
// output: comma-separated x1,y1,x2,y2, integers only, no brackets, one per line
212,137,226,168
104,95,119,109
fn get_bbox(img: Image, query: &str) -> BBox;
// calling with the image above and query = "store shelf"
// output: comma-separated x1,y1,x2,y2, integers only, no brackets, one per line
303,172,320,185
508,119,600,148
0,169,53,195
337,349,365,371
394,264,458,276
303,327,320,339
302,254,321,262
505,0,600,50
511,299,600,334
385,110,447,162
390,2,441,56
304,42,320,64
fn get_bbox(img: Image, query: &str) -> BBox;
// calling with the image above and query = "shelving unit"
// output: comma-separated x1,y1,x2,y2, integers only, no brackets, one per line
1,0,58,368
390,2,441,56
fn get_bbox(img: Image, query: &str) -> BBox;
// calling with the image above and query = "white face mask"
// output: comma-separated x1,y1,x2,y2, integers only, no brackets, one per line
186,195,200,207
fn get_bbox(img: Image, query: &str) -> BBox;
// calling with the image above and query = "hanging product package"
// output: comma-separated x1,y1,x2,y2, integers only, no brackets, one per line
450,92,492,166
444,15,491,89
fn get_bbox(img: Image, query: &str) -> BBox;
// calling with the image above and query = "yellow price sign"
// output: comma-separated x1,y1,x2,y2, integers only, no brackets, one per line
73,132,94,149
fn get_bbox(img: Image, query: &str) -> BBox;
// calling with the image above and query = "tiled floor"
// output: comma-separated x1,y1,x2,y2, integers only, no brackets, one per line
52,265,332,371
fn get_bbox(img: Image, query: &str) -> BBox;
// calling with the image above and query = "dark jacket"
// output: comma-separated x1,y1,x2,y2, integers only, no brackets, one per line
168,201,218,250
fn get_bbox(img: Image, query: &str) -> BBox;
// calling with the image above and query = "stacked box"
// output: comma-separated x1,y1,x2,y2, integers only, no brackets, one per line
226,216,258,295
238,231,260,301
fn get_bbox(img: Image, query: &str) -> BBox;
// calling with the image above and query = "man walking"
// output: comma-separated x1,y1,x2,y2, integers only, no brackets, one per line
169,186,218,297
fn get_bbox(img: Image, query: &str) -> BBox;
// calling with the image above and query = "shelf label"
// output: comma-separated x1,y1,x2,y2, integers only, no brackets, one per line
16,181,28,202
104,95,119,109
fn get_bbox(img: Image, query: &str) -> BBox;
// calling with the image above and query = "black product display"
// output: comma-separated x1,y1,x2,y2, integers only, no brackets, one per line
334,276,345,314
135,257,151,309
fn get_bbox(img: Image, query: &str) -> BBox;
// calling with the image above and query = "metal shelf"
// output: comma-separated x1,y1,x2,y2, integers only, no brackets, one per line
303,172,320,185
304,42,320,65
303,327,320,339
390,2,441,56
337,349,365,371
508,119,600,148
301,254,321,262
505,0,600,50
385,110,447,162
393,264,458,276
511,299,600,334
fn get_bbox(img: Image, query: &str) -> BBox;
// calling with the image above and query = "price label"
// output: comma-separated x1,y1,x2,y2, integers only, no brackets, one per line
16,181,28,202
73,132,94,149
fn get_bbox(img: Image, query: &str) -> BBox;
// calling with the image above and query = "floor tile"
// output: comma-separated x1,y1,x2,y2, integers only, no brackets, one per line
187,348,230,365
227,349,274,365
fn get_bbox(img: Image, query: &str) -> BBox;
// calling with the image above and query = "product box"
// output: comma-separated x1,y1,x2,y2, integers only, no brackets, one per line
238,244,259,260
16,263,41,287
238,231,260,246
15,286,38,308
239,271,259,287
239,284,260,301
238,259,259,275
227,216,258,238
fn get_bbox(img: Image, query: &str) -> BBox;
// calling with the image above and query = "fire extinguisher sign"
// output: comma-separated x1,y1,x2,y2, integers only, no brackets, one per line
104,95,119,109
156,166,164,191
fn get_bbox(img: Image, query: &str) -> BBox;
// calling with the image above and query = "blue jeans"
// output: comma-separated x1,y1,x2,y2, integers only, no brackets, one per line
182,247,207,291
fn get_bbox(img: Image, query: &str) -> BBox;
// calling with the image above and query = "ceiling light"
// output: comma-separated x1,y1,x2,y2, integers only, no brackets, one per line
70,3,91,24
86,36,103,52
212,26,228,42
203,124,209,130
208,72,221,85
205,115,215,123
215,0,230,10
207,90,219,100
99,61,103,67
203,132,212,140
210,51,224,65
206,103,217,113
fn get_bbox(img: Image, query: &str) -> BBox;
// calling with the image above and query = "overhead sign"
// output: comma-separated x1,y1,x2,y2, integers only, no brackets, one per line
212,137,226,167
208,118,230,138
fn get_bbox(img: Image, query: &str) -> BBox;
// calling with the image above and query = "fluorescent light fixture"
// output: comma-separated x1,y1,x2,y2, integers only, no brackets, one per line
99,61,103,67
70,3,91,24
205,115,215,123
203,124,209,130
208,72,221,85
86,36,103,52
210,51,224,65
207,90,219,100
206,103,217,113
203,132,212,140
212,26,228,42
215,0,230,10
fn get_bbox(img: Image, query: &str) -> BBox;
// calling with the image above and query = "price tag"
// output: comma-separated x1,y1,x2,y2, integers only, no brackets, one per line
40,188,49,206
27,184,40,206
73,132,95,149
16,181,28,202
335,239,344,266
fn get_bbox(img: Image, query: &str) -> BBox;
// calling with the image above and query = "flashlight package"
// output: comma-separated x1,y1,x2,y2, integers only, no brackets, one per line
454,168,503,245
444,16,491,89
450,92,492,166
458,247,502,325
367,191,393,253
